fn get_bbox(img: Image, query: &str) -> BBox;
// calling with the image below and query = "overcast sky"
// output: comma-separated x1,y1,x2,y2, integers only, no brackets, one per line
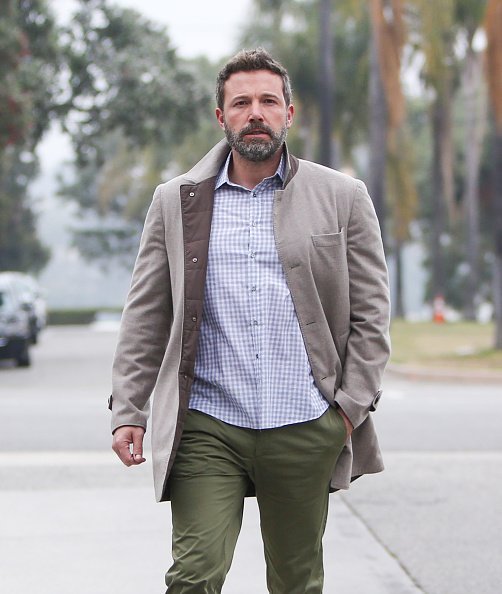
51,0,252,60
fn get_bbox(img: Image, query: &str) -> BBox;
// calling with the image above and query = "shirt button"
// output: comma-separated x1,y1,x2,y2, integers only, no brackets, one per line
251,286,257,292
252,192,257,197
192,257,198,263
250,252,255,259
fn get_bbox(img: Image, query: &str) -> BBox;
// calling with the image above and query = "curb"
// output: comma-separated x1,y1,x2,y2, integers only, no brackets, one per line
386,363,502,384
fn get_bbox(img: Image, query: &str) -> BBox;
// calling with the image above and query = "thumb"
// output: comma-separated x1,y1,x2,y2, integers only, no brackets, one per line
131,430,146,464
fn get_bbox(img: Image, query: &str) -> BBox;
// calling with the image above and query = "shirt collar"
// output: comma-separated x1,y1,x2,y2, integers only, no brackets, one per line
215,150,286,190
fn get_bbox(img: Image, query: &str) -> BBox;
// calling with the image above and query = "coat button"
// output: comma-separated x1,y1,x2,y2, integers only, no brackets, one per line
192,257,198,263
189,191,195,197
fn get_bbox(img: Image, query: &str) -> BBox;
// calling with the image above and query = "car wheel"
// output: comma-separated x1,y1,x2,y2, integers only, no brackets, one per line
16,340,31,367
29,320,38,344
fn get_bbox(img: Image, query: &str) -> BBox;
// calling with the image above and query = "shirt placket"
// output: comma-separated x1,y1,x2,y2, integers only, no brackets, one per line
248,185,263,426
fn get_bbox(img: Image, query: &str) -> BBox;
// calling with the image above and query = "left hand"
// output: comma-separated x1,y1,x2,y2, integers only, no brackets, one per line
338,408,354,440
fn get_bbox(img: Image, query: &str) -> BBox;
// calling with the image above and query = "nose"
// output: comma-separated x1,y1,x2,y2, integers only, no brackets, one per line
248,99,264,122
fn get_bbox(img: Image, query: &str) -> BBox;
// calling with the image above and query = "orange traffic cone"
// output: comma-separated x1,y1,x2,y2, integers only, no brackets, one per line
433,295,445,323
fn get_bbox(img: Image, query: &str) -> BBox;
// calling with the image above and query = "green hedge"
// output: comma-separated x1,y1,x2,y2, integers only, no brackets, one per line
47,308,122,325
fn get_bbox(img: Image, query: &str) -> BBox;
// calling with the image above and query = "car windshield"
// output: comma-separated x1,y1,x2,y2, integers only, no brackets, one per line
0,289,9,309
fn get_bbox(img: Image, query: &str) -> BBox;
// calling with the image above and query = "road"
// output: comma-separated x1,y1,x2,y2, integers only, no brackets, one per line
0,326,501,593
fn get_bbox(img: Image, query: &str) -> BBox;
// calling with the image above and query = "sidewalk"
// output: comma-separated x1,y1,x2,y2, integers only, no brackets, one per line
0,451,422,594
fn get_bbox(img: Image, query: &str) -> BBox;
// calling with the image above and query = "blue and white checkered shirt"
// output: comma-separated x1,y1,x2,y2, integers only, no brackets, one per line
189,151,329,429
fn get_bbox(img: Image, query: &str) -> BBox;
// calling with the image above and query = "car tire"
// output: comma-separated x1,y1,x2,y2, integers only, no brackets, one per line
16,340,31,367
29,319,38,344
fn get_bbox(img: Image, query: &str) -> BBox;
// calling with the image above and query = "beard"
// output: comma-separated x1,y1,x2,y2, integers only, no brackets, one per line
224,119,288,162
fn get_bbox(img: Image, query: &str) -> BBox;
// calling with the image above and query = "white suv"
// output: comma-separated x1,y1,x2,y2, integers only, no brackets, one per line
0,272,47,344
0,275,32,367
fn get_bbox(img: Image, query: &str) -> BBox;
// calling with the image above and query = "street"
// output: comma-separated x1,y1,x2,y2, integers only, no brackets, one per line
0,326,501,593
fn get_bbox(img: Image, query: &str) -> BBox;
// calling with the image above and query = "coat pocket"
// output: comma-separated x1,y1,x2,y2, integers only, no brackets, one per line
311,229,345,248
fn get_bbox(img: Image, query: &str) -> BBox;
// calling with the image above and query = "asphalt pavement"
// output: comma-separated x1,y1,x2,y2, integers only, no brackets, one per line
0,325,500,593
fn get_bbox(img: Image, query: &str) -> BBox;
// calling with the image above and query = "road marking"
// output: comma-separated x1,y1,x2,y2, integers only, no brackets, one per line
0,451,152,466
1,450,500,467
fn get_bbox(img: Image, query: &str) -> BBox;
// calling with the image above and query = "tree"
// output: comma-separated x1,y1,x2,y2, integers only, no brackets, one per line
410,0,459,305
58,0,210,265
0,0,60,273
368,0,417,317
319,0,335,167
0,149,50,272
240,0,370,166
484,0,502,347
457,0,488,319
368,0,388,233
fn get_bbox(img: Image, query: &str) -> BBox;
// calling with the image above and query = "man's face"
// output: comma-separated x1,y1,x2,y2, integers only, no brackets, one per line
216,70,294,162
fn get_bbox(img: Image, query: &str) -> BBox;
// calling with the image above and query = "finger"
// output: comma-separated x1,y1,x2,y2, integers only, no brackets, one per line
112,435,134,466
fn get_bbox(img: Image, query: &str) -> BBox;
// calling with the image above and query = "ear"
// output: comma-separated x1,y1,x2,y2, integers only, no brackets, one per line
286,104,295,129
215,108,225,130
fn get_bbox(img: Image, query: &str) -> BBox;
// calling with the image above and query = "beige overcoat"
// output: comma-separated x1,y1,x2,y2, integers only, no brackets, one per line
110,140,391,502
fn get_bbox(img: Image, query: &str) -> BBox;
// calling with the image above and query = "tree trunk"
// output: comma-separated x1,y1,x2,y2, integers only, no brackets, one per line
431,97,447,300
440,79,456,222
299,108,315,161
394,239,405,318
318,0,335,168
368,4,387,242
462,47,485,320
493,130,502,349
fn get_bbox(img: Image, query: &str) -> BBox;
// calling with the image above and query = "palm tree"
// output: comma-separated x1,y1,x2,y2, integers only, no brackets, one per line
411,0,458,304
484,0,502,347
368,0,416,316
319,0,335,166
459,0,488,319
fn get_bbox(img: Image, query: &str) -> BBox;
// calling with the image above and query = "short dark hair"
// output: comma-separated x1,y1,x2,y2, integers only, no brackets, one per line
216,48,292,110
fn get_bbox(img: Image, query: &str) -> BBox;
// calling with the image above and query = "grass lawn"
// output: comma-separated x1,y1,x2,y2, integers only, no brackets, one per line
389,320,502,370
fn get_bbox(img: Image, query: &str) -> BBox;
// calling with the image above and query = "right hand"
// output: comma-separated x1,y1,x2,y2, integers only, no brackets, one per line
112,425,146,466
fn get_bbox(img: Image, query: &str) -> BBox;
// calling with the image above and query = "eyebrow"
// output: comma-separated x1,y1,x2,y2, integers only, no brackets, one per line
230,92,281,102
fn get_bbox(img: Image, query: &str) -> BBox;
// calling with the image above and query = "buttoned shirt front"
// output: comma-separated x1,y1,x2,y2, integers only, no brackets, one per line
189,151,329,429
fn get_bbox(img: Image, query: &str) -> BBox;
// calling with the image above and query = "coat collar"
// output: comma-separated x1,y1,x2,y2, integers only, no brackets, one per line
182,138,299,187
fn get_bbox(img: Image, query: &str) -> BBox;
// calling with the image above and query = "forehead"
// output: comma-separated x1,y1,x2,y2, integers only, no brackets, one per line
223,70,284,101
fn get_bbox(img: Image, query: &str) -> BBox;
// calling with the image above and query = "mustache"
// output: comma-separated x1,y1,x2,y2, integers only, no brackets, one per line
238,123,274,138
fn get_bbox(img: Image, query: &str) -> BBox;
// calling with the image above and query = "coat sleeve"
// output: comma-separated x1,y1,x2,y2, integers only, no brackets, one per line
109,186,173,433
334,180,391,429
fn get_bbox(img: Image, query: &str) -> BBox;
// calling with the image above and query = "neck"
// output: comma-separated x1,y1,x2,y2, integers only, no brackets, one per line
228,149,282,189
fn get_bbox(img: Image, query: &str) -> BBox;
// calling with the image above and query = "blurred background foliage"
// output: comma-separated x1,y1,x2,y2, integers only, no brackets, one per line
1,0,502,347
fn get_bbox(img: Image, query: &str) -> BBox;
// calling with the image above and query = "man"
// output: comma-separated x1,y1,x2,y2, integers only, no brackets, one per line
110,48,390,593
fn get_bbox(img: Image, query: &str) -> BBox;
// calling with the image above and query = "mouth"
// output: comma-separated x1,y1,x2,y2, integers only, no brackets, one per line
243,130,270,139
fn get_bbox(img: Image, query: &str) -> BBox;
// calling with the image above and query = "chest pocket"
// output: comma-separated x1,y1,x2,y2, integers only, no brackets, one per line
310,229,347,275
311,229,345,248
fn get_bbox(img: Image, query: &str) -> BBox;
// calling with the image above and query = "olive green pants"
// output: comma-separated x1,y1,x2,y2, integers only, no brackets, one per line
165,406,347,594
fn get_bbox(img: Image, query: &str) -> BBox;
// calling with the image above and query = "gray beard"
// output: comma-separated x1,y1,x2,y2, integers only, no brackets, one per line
224,121,288,162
